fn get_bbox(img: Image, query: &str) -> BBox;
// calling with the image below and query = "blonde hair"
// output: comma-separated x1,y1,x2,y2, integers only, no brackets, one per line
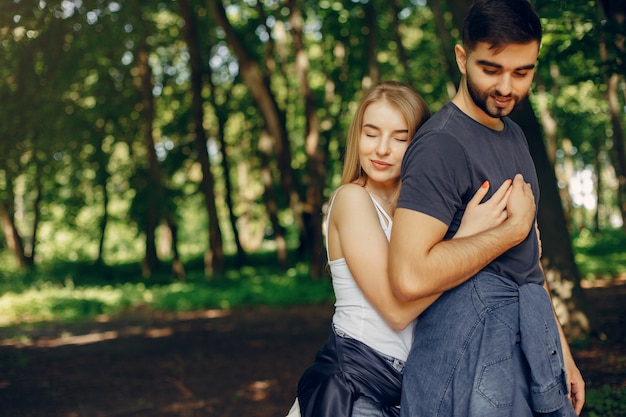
340,81,430,188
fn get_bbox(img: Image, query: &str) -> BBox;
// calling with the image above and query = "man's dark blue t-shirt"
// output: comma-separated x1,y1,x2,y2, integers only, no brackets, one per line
397,102,543,286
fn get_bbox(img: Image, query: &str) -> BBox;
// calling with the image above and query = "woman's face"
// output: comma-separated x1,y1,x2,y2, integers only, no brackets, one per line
358,100,410,188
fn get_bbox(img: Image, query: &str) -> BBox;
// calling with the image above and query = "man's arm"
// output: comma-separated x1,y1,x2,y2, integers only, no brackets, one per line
389,174,536,301
543,279,585,414
535,223,584,414
540,271,585,414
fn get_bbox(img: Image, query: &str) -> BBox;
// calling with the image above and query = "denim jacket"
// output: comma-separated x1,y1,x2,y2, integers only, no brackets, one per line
400,271,576,417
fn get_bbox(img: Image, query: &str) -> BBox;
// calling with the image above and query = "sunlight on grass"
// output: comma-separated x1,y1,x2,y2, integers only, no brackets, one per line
0,283,147,326
0,260,333,328
0,227,622,329
573,228,626,281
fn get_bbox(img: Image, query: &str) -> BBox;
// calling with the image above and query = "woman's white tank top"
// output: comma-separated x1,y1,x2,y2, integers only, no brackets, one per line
326,189,416,361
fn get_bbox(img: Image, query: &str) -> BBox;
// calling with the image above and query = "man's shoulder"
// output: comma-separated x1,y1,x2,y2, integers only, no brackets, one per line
416,103,467,140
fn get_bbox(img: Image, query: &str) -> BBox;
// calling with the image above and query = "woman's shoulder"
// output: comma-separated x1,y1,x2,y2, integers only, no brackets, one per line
331,183,373,207
329,184,375,221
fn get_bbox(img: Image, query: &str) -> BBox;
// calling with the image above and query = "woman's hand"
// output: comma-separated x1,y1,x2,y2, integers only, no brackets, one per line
455,179,511,238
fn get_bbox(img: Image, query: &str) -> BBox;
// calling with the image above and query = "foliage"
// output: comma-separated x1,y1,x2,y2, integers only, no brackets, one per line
584,385,626,417
572,228,626,280
0,0,621,275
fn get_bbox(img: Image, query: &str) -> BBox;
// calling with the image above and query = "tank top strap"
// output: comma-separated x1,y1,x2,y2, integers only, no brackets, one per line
325,186,394,256
367,194,393,239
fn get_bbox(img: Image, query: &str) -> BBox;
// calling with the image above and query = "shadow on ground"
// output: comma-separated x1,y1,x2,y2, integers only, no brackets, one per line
0,284,624,417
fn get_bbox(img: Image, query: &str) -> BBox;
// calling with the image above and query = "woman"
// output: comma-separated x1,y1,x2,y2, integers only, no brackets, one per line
289,81,511,417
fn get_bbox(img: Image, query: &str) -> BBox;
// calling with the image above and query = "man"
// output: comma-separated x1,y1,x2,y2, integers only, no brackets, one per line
388,0,585,416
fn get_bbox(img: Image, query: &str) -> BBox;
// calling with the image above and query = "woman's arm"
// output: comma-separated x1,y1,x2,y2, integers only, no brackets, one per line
330,181,511,331
389,175,535,301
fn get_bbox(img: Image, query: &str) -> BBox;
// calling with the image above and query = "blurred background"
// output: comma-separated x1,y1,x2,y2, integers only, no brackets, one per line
0,1,625,416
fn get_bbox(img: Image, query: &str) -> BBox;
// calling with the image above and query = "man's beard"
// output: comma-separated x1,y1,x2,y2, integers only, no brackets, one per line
466,72,523,119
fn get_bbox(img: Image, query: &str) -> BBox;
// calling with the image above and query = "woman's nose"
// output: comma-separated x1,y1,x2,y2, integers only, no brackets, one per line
376,137,391,155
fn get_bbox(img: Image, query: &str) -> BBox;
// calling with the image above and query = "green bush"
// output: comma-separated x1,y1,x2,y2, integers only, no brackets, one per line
584,385,626,417
573,228,626,281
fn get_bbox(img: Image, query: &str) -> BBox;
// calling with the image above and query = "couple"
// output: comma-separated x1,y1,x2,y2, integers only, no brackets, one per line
290,0,585,416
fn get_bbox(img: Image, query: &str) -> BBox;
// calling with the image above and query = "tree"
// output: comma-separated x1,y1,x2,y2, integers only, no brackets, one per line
286,0,326,279
598,0,626,230
0,0,621,304
180,0,225,277
208,0,299,270
438,0,595,339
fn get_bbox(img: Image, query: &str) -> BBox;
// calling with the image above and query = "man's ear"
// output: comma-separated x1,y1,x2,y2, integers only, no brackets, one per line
454,44,467,75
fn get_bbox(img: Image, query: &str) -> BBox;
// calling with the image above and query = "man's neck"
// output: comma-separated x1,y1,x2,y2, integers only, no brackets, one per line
451,85,504,131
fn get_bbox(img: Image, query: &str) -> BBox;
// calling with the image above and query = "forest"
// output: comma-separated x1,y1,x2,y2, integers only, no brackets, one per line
1,0,626,336
1,0,626,416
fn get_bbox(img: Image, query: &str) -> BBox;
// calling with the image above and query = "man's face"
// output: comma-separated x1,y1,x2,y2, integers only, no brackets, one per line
463,41,539,119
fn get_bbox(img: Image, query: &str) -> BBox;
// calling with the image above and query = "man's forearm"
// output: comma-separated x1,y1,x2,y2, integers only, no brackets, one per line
390,217,529,301
390,174,536,301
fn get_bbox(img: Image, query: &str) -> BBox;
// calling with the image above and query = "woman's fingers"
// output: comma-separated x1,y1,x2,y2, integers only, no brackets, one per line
467,180,490,208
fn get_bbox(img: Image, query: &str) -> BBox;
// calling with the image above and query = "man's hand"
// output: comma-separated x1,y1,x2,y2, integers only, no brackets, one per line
503,174,536,244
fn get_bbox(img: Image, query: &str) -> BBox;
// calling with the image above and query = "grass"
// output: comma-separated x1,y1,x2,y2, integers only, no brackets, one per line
0,227,624,328
572,227,626,281
0,228,625,414
0,251,334,329
0,227,623,329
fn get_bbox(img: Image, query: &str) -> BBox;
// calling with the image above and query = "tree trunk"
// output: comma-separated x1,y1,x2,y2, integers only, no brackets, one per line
180,0,224,277
512,100,596,340
605,73,626,230
598,0,626,230
0,200,27,268
25,171,42,266
258,131,290,271
442,0,595,340
95,141,110,267
135,40,161,277
209,0,301,265
96,175,109,267
164,212,185,280
287,0,326,279
207,81,246,266
593,137,602,233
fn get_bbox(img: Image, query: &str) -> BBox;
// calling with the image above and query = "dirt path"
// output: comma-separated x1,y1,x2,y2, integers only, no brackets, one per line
0,285,624,417
0,304,332,417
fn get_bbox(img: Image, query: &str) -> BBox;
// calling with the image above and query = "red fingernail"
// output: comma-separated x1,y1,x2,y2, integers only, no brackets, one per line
482,181,489,189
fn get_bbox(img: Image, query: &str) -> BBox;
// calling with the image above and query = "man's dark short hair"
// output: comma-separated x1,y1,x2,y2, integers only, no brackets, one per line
462,0,542,52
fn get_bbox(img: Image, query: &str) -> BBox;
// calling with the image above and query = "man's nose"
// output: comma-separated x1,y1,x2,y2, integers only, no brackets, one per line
495,74,512,96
